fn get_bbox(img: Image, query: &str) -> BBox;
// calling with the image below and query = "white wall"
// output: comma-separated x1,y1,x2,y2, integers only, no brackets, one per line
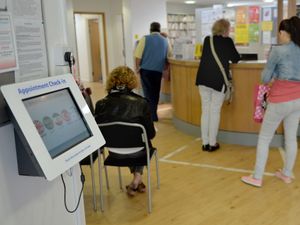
72,0,123,73
74,14,108,83
43,0,78,76
167,2,201,14
72,0,168,71
123,0,168,68
0,124,85,225
75,15,93,82
0,1,86,225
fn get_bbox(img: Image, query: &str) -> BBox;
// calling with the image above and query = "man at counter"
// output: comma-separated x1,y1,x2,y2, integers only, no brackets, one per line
134,22,172,121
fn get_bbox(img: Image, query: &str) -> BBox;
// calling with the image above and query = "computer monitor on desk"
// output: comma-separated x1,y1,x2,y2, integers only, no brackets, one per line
240,53,258,61
1,74,105,181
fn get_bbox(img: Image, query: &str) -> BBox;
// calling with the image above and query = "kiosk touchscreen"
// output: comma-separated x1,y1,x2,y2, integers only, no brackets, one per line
1,74,105,181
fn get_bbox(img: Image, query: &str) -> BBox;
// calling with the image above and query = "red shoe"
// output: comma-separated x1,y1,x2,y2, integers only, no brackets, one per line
241,175,262,187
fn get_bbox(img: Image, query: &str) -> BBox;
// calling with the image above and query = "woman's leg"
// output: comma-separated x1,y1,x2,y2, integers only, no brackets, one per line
208,89,225,146
198,86,212,145
282,100,300,177
126,166,144,195
129,166,144,186
253,103,285,179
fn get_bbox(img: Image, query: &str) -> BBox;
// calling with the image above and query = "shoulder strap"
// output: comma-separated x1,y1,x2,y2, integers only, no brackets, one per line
210,36,229,86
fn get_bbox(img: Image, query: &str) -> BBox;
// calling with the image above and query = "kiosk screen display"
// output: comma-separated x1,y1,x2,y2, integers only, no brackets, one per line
23,88,92,158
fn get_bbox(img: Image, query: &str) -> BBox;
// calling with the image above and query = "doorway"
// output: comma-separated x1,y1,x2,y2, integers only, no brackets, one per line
88,19,101,82
74,13,108,83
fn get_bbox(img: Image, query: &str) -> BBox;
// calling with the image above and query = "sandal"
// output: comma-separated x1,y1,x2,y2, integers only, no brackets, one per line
137,182,146,193
126,184,138,196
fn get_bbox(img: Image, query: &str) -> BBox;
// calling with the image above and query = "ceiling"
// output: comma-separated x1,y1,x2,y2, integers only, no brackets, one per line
166,0,300,6
166,0,269,5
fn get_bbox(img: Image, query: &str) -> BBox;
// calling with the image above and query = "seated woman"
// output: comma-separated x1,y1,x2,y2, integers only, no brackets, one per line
94,66,156,196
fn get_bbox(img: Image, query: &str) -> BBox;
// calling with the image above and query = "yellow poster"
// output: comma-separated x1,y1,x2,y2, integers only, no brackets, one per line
261,21,273,31
194,43,202,59
235,24,249,44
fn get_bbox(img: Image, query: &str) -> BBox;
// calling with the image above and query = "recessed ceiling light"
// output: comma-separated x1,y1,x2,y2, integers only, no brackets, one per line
184,1,196,4
263,0,274,2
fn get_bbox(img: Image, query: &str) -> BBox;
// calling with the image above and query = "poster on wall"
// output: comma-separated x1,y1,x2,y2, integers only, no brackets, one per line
235,6,249,44
13,20,48,81
7,0,48,81
263,8,272,21
235,24,249,44
249,6,260,23
196,7,223,42
262,31,272,44
249,24,259,42
0,13,18,73
8,0,42,20
236,6,247,24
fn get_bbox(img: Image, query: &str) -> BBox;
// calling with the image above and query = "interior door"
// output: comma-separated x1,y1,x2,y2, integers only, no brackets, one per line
88,19,102,82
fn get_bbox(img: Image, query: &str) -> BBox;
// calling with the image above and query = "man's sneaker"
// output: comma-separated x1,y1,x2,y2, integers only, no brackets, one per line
275,169,293,184
241,175,262,187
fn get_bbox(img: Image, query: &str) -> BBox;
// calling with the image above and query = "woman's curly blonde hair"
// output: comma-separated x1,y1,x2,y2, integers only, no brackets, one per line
106,66,138,93
212,19,230,36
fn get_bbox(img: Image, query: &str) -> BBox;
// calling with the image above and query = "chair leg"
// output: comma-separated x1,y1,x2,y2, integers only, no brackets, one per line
118,167,123,191
155,151,160,189
147,164,152,214
89,155,97,211
97,148,104,212
101,150,110,190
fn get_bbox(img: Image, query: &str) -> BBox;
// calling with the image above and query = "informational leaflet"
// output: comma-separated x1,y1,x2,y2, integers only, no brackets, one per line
263,8,272,21
248,6,260,23
235,24,249,44
0,13,18,73
235,6,249,45
13,20,48,81
8,0,41,20
198,7,223,42
249,24,259,43
7,0,48,81
262,31,272,44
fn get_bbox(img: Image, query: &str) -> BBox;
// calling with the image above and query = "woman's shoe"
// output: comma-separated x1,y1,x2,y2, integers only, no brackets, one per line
202,144,210,151
275,169,293,184
208,143,220,152
241,175,262,187
137,182,146,193
126,184,138,196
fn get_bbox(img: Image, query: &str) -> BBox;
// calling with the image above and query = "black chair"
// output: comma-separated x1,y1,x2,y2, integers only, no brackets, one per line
80,149,109,211
98,121,160,214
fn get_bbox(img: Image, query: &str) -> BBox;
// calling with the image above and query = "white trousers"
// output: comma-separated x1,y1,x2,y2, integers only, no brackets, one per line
198,85,225,146
254,98,300,179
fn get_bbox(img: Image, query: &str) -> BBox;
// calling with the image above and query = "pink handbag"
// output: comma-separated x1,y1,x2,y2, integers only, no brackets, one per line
253,84,270,123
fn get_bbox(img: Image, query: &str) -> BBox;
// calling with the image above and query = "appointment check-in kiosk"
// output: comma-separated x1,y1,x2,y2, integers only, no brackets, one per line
1,74,105,181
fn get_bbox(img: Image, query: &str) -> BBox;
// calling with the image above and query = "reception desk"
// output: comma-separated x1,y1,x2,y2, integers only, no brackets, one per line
169,58,283,146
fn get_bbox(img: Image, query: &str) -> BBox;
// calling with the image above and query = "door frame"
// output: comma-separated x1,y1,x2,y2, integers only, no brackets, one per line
73,12,109,82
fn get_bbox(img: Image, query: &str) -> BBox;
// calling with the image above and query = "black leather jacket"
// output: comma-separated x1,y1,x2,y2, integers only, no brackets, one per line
94,89,156,141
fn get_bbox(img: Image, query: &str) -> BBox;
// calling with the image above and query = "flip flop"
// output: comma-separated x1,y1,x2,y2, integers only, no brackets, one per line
137,182,146,193
126,184,138,196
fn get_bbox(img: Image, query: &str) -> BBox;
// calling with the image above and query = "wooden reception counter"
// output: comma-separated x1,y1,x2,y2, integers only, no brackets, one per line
169,58,283,146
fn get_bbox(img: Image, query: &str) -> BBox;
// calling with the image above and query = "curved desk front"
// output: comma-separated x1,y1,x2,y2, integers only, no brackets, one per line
169,59,283,146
